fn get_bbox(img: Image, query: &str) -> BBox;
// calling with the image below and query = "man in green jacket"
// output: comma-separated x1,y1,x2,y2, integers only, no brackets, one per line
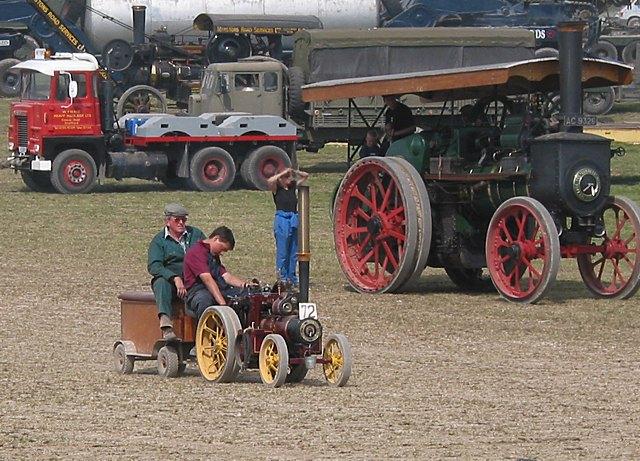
148,203,205,340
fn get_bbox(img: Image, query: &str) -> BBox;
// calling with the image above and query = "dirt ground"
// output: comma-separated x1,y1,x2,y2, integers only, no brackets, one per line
0,164,639,460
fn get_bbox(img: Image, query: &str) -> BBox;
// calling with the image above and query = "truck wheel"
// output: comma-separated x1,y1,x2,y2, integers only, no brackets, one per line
188,146,236,192
157,346,180,378
116,85,167,119
588,41,618,61
322,333,352,387
622,40,640,64
21,171,54,192
259,334,289,388
287,66,306,120
51,149,97,194
583,87,615,116
244,145,291,191
0,58,21,97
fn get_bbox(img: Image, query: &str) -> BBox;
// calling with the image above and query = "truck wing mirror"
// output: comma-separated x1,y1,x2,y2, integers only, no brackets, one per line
69,80,78,99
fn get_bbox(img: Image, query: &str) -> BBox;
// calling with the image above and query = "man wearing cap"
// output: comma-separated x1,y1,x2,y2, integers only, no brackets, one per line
148,203,206,340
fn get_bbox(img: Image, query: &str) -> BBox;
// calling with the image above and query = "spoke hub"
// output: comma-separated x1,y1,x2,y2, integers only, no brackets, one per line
367,215,383,238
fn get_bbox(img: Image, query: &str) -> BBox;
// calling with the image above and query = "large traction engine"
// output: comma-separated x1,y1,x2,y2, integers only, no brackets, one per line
326,23,640,303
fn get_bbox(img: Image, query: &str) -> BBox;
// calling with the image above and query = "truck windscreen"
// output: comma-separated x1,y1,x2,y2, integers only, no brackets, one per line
21,72,51,101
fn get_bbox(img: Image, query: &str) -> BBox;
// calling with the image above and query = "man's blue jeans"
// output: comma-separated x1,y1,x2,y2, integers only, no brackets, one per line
273,210,299,284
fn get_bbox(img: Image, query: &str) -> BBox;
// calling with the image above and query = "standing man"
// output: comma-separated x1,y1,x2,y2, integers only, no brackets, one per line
148,203,205,340
183,226,255,319
383,94,416,142
267,167,309,285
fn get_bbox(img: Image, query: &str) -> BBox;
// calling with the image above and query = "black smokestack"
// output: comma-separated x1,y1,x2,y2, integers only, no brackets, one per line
132,6,146,46
558,21,584,133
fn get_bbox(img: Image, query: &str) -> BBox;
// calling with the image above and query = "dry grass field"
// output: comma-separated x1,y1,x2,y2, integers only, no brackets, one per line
1,97,640,459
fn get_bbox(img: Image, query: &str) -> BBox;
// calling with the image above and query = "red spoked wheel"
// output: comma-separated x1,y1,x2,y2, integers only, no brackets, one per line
486,197,560,303
577,196,640,299
384,157,432,289
333,157,421,293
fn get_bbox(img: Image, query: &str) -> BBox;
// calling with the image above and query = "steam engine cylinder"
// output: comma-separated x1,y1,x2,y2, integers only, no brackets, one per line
260,316,322,344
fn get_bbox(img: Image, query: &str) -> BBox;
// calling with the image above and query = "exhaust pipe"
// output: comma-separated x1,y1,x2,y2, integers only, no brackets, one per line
558,21,584,133
297,185,310,303
132,6,146,46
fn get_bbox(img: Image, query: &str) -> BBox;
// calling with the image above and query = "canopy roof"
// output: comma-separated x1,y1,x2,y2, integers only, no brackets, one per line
301,57,634,103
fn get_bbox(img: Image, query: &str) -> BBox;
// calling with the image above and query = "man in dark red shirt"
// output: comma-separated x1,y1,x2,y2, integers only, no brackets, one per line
183,226,254,319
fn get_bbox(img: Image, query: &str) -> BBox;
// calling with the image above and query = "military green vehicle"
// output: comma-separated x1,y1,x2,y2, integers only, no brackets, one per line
189,27,536,154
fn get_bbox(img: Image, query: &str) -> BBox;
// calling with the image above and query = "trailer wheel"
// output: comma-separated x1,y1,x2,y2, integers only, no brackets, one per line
588,41,618,61
258,334,289,388
113,344,134,375
51,149,97,194
322,333,352,387
0,58,21,97
196,306,240,383
333,157,420,293
583,87,615,116
188,147,236,192
21,171,53,192
243,145,291,191
577,196,640,299
444,267,494,292
116,85,167,119
486,197,560,304
157,346,180,378
622,40,640,64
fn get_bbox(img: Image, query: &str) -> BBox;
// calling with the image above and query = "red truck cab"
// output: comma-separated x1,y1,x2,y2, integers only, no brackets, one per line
8,50,106,193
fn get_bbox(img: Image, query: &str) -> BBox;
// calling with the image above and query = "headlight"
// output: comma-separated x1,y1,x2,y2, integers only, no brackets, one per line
299,318,322,343
8,142,14,150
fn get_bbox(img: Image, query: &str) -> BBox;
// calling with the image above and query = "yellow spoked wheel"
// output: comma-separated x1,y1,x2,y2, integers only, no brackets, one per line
195,306,241,383
259,334,289,388
322,333,352,387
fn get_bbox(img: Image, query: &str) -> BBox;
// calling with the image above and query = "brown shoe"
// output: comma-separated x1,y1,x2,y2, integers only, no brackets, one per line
162,326,178,341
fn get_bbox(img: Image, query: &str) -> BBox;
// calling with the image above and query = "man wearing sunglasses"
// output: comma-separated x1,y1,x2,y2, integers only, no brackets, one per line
148,203,206,340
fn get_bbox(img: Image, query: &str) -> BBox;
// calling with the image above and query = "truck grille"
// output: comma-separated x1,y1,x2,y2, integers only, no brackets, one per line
16,115,28,148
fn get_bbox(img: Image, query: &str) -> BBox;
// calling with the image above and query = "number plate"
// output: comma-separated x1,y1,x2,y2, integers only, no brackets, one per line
0,40,10,47
298,303,318,319
563,114,597,126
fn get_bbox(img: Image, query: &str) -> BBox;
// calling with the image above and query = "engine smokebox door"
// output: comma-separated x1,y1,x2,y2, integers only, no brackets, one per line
529,132,611,217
